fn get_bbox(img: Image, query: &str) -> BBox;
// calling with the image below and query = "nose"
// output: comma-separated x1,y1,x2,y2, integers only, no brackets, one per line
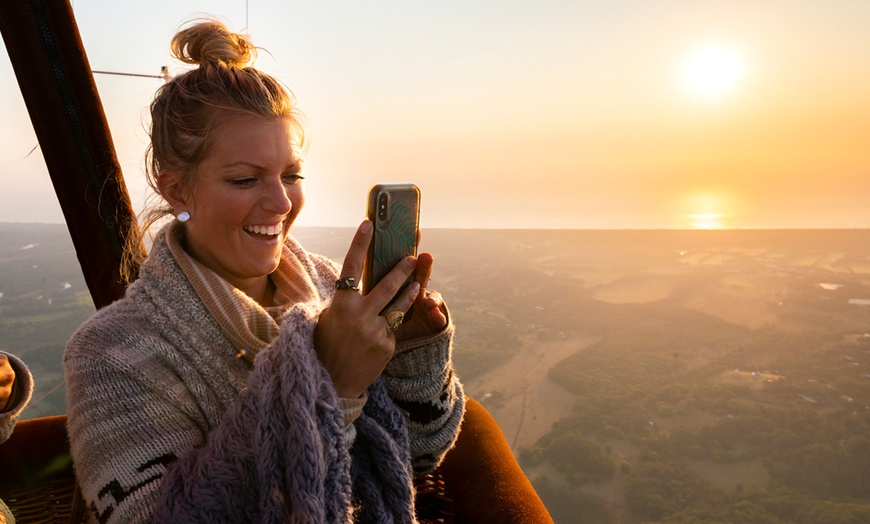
262,178,293,215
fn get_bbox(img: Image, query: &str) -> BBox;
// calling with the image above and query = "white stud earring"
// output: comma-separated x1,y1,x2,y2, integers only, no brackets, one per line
177,211,191,222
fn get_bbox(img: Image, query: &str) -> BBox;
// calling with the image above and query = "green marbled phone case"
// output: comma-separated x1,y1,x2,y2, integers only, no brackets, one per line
363,184,420,296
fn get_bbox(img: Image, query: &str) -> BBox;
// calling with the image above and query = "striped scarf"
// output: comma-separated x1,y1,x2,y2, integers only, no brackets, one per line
165,222,320,364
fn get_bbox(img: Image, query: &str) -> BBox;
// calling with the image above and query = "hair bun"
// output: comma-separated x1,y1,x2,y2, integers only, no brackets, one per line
171,20,255,69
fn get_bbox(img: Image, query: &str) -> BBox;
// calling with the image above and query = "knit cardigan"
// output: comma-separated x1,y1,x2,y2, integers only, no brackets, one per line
64,229,464,523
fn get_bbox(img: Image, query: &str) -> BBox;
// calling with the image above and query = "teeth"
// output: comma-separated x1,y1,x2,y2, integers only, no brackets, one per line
244,224,282,236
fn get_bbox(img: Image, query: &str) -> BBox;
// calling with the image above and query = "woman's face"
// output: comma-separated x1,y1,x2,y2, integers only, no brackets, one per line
181,116,304,292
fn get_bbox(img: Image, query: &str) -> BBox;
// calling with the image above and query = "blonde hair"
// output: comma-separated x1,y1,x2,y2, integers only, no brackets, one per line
122,19,305,281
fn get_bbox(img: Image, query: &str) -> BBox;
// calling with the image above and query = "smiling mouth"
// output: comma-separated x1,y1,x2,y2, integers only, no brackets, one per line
243,223,283,238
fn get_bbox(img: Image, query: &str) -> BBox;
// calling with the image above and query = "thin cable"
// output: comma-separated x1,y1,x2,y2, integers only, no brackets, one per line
23,379,65,414
24,143,40,160
93,67,170,81
93,70,161,79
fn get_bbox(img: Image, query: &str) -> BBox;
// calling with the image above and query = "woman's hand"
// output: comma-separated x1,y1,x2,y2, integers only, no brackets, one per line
0,354,16,412
394,250,448,343
314,220,421,398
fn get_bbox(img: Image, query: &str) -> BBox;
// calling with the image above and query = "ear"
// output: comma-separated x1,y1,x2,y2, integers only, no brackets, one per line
156,171,191,213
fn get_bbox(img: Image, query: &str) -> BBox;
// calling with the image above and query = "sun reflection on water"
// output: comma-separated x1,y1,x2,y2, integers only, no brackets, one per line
688,213,726,229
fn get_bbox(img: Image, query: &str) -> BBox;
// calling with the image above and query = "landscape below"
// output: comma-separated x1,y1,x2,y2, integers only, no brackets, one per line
2,223,869,523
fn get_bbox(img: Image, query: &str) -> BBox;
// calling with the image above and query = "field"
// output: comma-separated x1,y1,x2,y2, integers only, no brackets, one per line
3,224,870,522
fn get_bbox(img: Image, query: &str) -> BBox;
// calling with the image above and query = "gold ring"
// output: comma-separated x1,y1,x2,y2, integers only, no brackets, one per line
384,310,405,336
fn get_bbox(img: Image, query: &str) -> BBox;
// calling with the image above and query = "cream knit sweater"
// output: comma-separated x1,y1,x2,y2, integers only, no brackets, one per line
64,227,464,523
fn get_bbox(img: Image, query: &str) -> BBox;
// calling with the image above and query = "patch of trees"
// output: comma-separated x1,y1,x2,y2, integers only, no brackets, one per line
624,461,719,521
452,314,524,379
520,431,615,485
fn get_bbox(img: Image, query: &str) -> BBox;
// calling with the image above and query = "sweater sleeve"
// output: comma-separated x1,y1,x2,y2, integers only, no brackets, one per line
0,352,33,444
383,318,465,474
65,345,210,524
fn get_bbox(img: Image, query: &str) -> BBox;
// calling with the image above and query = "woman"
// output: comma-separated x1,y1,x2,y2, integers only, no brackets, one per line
1,352,33,524
64,20,464,523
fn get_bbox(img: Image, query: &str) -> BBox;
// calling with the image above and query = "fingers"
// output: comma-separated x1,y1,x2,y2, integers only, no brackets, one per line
338,220,373,282
389,281,421,316
336,220,418,314
383,281,421,337
0,354,13,387
424,290,443,309
411,252,443,314
390,252,447,342
414,252,434,290
368,256,417,312
0,354,14,411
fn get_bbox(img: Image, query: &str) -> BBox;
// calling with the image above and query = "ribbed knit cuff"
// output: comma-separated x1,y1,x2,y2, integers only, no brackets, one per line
384,322,454,409
339,394,367,426
339,394,367,449
388,320,451,371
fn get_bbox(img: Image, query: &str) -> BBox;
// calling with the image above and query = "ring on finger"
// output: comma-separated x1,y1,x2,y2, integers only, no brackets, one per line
335,277,359,291
384,310,405,336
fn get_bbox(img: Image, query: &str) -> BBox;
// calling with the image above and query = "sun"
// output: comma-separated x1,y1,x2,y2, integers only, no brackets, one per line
684,192,731,229
684,46,745,99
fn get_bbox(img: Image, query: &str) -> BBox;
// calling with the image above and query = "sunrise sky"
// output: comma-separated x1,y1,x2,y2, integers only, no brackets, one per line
1,0,869,230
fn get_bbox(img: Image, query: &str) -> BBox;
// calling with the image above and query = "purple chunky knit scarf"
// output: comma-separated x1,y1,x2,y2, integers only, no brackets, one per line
156,303,416,523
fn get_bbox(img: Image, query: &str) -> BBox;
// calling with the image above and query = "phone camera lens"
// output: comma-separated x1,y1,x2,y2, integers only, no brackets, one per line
378,193,389,220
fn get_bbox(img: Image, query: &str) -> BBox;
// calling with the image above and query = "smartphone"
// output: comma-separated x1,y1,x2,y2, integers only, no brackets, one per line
363,184,420,301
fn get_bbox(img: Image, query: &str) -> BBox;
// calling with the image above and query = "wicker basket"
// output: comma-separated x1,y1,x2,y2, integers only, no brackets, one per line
1,478,85,524
414,469,456,523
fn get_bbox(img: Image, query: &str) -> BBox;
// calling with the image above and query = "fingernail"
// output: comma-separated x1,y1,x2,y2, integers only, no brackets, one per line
410,282,421,295
360,220,372,233
406,256,417,268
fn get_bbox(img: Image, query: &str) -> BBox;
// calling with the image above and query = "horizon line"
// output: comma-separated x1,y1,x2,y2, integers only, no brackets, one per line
3,221,869,233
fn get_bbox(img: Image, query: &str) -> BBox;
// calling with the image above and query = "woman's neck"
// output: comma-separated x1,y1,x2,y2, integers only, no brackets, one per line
244,275,277,307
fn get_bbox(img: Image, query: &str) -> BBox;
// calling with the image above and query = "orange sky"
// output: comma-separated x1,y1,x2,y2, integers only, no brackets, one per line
1,1,869,229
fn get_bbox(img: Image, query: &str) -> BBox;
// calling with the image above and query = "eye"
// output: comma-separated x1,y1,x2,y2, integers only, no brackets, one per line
230,177,257,187
283,173,304,184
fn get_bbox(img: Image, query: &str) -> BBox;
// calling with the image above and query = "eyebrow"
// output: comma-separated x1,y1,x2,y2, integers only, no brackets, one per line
221,160,302,170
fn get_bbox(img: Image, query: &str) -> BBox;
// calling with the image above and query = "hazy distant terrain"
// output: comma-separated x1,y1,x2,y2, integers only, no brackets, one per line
3,224,870,523
0,223,95,419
